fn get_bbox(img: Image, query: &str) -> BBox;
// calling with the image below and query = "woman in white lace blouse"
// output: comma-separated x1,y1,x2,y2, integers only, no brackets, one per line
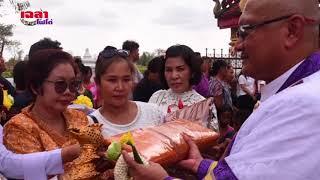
149,45,218,132
149,45,207,113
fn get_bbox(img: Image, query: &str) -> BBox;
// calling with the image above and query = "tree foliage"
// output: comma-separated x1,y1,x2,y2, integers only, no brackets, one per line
0,1,21,58
0,23,15,57
6,40,23,60
138,52,155,66
154,48,166,56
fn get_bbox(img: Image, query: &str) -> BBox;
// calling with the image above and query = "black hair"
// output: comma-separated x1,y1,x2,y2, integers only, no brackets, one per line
27,49,77,97
217,105,233,119
73,56,84,76
84,66,92,76
74,56,84,68
148,56,164,73
13,61,28,90
28,37,62,59
233,109,252,130
194,52,201,57
160,45,202,89
210,59,228,77
74,57,91,76
122,40,139,52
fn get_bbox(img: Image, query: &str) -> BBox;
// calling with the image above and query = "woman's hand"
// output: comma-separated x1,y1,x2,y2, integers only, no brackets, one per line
177,135,204,173
122,151,169,180
61,144,81,163
95,145,116,172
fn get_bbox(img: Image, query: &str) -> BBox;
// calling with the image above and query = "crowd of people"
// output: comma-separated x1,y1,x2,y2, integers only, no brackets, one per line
0,35,256,179
0,0,319,179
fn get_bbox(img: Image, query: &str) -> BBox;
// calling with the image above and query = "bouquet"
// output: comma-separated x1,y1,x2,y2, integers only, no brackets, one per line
73,95,93,108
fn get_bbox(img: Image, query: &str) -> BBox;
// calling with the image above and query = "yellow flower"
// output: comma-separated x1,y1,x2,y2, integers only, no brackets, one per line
120,131,134,145
119,131,143,164
73,95,93,108
3,90,14,110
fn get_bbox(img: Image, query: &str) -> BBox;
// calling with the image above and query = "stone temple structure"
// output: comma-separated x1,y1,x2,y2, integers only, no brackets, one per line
82,48,96,71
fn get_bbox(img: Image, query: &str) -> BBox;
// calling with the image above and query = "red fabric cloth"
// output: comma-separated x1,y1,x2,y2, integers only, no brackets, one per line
110,120,219,167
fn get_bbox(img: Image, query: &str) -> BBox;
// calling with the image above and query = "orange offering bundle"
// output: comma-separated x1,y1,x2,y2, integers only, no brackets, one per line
109,119,219,167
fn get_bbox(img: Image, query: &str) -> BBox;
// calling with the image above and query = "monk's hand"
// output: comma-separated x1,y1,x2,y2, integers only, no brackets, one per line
122,151,168,180
61,143,80,163
178,135,204,173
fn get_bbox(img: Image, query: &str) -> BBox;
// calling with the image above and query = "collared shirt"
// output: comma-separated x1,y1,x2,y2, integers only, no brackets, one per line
0,125,64,180
238,75,255,96
260,61,303,102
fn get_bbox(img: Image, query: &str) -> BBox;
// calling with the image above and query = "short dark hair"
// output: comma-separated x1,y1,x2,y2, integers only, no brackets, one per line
13,61,28,90
217,105,233,119
84,66,92,76
210,59,228,77
28,38,62,58
95,49,135,85
148,56,164,73
233,109,252,129
74,56,83,67
26,49,77,96
73,56,85,75
194,52,201,57
160,45,202,88
122,40,139,52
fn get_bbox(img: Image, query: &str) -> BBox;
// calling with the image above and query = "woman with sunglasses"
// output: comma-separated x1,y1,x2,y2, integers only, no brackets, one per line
3,49,89,177
87,49,165,137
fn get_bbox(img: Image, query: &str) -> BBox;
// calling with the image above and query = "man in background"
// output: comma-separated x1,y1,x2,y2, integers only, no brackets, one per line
122,40,143,86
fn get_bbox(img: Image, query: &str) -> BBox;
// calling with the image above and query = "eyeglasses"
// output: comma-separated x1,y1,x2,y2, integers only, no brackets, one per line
238,15,293,40
45,79,81,94
99,49,129,59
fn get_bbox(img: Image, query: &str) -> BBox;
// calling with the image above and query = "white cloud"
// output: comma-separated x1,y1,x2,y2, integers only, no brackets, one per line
2,0,231,59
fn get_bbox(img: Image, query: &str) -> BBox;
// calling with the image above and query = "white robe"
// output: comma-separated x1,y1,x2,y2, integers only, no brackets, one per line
0,126,63,180
225,68,320,179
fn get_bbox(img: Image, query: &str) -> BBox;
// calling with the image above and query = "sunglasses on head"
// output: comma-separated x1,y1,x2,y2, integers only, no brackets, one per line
45,79,81,94
99,49,129,59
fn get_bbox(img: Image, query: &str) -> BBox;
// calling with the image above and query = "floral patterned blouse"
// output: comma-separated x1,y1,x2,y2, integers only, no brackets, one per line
148,89,206,114
3,105,89,173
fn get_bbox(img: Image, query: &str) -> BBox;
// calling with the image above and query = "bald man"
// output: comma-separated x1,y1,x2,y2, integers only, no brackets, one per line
120,0,320,179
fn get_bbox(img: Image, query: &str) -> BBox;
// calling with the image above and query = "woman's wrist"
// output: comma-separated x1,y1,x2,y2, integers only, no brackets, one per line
61,144,80,163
